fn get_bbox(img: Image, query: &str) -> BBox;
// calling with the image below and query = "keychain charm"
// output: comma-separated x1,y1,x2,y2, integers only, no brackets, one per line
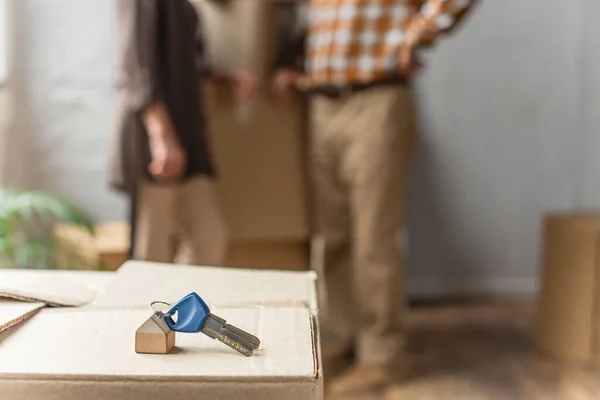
135,302,176,355
154,292,260,357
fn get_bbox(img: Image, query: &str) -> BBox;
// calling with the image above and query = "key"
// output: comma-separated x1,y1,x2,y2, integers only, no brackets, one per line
163,292,261,357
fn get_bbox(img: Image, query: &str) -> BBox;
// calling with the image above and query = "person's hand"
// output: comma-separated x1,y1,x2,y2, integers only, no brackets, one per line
270,68,302,104
231,70,256,101
398,44,425,76
142,102,187,181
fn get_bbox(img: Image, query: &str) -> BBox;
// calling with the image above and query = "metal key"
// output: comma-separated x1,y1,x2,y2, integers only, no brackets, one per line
162,292,260,357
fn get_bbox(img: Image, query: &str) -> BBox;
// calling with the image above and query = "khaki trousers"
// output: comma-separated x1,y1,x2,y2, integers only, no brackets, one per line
133,176,228,266
310,85,416,366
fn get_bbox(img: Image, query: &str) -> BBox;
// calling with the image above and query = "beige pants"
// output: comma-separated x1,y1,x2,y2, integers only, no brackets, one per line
311,85,416,366
133,176,228,266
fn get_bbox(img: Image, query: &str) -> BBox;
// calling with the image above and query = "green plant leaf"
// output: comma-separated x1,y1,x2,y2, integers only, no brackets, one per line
0,188,97,269
0,189,95,234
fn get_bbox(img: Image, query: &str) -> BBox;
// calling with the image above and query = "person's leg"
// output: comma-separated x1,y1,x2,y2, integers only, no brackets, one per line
331,84,416,393
310,96,356,363
175,176,229,266
133,179,179,262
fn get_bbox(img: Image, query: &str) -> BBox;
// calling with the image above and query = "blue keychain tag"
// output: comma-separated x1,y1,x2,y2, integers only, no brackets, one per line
165,292,210,333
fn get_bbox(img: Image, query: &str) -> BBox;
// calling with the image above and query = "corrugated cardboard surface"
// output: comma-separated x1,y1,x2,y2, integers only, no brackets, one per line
0,301,44,332
198,0,310,241
537,213,600,366
0,306,321,400
93,261,318,310
0,269,115,335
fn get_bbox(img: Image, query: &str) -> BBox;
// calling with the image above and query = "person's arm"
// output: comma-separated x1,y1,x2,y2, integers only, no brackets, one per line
194,15,255,99
405,0,478,50
115,0,162,113
397,0,477,74
269,3,308,102
273,2,308,73
115,0,186,180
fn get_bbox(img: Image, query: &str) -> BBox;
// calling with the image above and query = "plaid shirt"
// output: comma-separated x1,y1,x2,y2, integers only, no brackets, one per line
276,0,477,88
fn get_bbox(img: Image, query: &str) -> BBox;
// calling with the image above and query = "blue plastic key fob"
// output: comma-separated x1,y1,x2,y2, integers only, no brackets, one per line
165,292,210,333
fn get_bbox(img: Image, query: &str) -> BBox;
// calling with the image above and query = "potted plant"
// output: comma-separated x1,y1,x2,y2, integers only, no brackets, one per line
0,188,99,270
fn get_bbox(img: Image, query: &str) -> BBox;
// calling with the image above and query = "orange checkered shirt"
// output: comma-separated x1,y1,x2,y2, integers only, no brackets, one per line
276,0,477,88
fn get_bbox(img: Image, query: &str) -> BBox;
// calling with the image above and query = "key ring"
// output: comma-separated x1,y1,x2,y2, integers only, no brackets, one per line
150,301,175,318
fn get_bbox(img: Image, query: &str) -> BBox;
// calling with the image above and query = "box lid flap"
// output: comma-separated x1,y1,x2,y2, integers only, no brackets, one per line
0,270,114,307
93,261,318,310
0,300,44,332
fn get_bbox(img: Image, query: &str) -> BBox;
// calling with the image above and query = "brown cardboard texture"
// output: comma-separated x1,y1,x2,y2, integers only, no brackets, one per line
0,306,322,400
537,212,600,366
198,0,310,241
92,261,318,310
54,222,130,271
225,240,310,271
59,220,310,271
0,269,115,334
0,301,44,332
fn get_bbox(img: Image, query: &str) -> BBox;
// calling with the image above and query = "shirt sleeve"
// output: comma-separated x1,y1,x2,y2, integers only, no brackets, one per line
114,0,162,113
194,11,214,79
272,3,308,71
405,0,478,48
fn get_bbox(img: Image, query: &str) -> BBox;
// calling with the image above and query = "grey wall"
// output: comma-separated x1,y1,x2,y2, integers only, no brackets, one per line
7,0,599,297
407,0,593,297
9,0,126,221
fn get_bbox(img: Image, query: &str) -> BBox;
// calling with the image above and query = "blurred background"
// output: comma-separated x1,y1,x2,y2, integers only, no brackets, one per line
1,1,600,398
2,0,598,300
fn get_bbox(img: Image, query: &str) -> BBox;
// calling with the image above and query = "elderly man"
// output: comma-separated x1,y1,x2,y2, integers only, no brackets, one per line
272,0,477,394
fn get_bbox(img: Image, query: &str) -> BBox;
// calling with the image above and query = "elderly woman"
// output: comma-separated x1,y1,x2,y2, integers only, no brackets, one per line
110,0,254,265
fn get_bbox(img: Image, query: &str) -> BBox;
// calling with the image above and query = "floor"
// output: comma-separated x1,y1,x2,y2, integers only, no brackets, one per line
326,301,600,400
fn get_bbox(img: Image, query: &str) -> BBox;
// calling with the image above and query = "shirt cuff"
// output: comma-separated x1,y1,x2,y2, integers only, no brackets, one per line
117,67,159,113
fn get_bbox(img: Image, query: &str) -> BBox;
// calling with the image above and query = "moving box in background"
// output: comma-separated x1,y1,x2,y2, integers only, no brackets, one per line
198,0,311,242
55,222,310,272
537,212,600,367
54,222,129,271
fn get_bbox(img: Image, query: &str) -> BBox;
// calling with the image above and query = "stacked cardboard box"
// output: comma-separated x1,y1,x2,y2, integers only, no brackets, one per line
197,0,311,271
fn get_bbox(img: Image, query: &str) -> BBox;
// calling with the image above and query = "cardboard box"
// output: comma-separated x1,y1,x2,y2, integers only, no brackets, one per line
0,263,323,400
0,268,114,334
226,240,309,271
536,212,600,366
0,269,113,306
0,306,321,400
92,261,318,309
198,0,311,241
54,222,130,271
0,301,44,332
56,222,310,271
